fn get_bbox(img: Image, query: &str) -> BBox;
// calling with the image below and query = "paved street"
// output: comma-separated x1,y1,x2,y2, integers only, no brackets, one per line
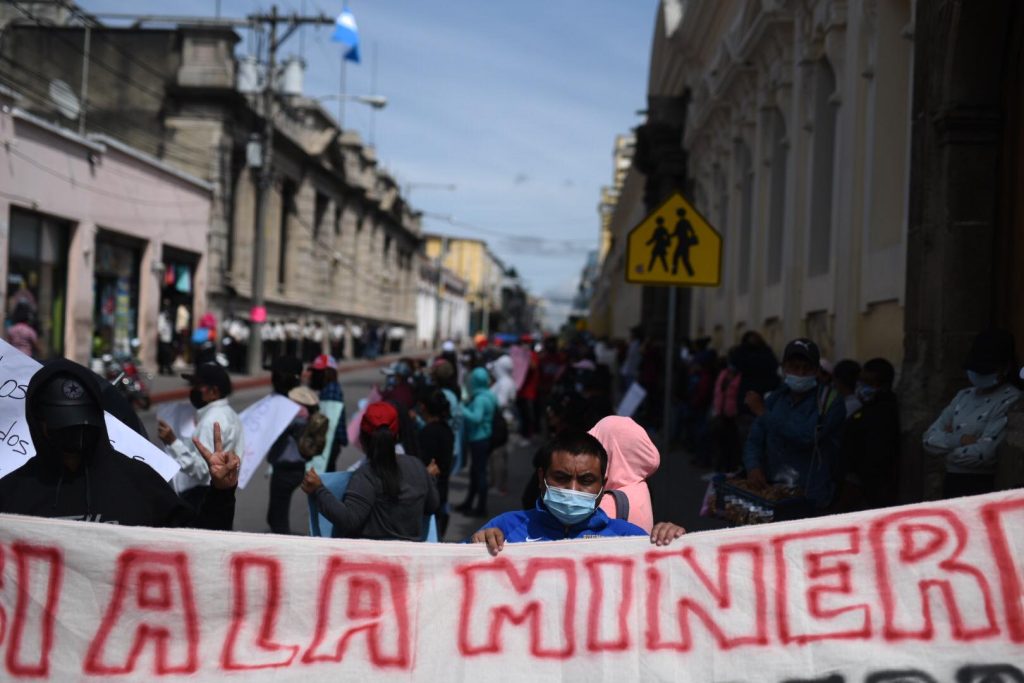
140,366,725,541
140,366,535,541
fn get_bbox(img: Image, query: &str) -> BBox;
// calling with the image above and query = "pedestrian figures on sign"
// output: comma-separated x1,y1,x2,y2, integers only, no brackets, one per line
646,217,672,273
672,208,699,277
644,211,700,276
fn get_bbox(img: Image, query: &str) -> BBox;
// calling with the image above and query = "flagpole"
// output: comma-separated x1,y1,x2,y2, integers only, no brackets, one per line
338,54,346,129
369,41,378,146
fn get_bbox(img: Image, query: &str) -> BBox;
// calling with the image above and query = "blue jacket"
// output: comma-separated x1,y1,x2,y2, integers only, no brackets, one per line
474,501,648,542
462,367,497,443
742,384,846,508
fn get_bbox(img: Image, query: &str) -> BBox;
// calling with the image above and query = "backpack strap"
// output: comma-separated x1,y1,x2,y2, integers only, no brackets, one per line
607,489,630,521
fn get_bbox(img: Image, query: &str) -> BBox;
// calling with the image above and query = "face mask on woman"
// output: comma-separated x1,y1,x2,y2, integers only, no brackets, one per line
784,374,817,394
543,482,602,526
967,370,1000,390
855,382,877,404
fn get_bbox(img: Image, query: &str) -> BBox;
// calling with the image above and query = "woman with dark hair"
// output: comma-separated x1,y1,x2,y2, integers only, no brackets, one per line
301,402,439,540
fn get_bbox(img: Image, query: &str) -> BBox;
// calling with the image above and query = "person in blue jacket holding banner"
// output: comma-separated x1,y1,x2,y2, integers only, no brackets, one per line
470,432,685,555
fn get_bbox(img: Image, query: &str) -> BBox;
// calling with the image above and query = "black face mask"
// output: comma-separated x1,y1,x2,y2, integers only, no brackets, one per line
189,387,208,409
52,425,101,454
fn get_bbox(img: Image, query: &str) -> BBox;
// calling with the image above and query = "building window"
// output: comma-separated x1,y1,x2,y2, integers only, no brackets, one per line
6,208,69,358
314,192,328,239
767,108,788,285
93,231,142,358
278,180,296,289
736,140,753,295
160,246,199,355
808,58,837,277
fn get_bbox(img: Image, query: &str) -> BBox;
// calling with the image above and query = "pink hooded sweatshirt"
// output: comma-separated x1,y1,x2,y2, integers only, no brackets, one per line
589,416,660,533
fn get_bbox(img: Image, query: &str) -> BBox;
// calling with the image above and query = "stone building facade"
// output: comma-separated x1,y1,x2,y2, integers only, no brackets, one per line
0,17,418,362
597,0,1024,500
647,0,912,364
0,88,212,369
423,236,504,337
589,136,645,339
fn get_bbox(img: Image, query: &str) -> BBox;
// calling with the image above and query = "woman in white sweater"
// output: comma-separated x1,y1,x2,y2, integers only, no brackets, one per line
923,330,1021,497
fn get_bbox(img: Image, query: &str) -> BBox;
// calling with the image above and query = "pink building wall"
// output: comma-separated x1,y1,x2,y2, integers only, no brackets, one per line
0,95,212,369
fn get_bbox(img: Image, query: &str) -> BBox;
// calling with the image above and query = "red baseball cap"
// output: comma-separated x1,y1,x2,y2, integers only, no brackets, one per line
311,354,337,370
360,402,399,437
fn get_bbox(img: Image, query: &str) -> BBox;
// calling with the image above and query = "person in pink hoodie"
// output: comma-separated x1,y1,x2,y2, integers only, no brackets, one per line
588,416,660,533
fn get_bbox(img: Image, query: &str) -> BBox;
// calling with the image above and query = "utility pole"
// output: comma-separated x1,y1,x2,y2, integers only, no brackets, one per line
77,24,91,136
246,5,334,374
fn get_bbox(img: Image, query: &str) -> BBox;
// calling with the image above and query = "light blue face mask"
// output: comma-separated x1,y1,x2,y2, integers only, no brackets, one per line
967,370,1000,390
784,374,818,393
855,382,878,404
543,483,602,526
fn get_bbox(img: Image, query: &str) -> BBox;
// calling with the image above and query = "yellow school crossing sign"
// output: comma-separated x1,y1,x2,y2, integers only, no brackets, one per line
626,192,722,287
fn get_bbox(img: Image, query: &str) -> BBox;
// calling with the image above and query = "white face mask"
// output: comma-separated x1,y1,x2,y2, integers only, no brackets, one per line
967,370,1000,390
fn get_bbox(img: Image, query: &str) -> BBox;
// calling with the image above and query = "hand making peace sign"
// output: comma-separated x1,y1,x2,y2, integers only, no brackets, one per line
192,422,241,490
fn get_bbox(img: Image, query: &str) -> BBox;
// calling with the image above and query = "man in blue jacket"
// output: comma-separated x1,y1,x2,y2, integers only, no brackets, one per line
471,432,685,555
743,338,846,513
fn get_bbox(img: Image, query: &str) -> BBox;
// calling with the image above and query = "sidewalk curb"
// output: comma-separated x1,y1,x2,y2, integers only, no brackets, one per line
149,353,432,405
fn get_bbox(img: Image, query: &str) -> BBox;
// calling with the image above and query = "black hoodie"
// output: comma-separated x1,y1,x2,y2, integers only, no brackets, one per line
0,359,235,529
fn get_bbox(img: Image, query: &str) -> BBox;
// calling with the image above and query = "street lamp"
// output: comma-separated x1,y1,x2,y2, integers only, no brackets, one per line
315,93,388,110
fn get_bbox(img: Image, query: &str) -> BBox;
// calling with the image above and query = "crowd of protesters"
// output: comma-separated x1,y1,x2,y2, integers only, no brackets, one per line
0,326,1019,553
655,328,1022,517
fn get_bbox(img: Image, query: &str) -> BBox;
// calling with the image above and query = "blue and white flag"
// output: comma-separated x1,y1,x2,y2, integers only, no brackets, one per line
331,7,360,63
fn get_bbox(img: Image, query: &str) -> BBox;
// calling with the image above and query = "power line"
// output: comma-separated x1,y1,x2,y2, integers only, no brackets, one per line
7,146,211,205
6,1,220,162
0,61,215,170
421,213,594,254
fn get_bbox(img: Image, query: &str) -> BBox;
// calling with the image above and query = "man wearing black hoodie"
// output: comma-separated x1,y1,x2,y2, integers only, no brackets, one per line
835,357,901,511
0,359,238,528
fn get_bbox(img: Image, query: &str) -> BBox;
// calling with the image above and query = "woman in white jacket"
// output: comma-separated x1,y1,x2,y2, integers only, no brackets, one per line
923,330,1021,498
489,354,517,495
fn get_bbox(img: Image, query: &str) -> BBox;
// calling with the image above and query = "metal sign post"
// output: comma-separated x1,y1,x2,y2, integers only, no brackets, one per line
662,287,677,452
624,191,723,453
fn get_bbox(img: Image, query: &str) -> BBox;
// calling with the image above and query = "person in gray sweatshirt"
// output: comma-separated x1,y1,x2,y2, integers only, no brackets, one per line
302,401,439,541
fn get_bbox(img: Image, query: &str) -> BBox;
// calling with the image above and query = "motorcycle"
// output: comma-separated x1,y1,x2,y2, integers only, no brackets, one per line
95,339,153,411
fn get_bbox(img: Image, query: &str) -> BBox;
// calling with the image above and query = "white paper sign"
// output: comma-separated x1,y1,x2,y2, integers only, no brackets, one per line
0,340,180,481
615,381,647,417
155,401,196,441
237,393,301,489
2,490,1024,681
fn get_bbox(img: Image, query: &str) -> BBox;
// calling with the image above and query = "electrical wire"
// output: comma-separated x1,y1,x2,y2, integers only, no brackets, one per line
421,212,591,244
6,146,210,208
7,1,221,162
0,61,215,170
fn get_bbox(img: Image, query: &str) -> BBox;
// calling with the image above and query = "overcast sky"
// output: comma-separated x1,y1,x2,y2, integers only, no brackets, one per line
79,0,658,327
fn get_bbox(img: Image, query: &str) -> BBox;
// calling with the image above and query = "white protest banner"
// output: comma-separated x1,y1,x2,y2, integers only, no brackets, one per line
3,491,1024,681
155,401,196,441
0,340,179,481
237,393,300,489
